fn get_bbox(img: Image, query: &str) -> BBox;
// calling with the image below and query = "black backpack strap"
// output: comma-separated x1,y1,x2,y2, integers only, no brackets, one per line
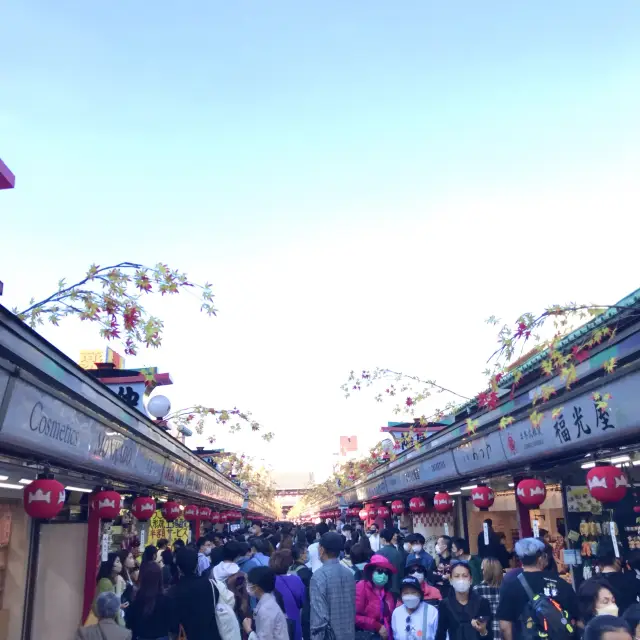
518,572,536,603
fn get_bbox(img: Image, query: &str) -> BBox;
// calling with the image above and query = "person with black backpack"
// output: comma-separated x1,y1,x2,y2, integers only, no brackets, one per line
497,538,578,640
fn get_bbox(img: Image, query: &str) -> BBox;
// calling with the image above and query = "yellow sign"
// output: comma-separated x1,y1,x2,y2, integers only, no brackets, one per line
147,510,190,547
79,349,104,370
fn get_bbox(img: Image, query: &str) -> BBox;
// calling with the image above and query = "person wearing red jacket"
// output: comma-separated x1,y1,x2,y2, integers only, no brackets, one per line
355,554,398,639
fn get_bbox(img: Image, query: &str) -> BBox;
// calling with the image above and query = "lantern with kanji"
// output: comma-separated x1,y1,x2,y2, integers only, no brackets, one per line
183,504,199,521
210,511,221,524
409,496,427,513
391,500,406,516
93,490,122,520
23,476,66,520
162,501,181,522
131,496,156,521
219,512,228,524
366,504,379,519
358,509,368,521
471,486,495,510
377,505,391,519
516,479,546,507
434,492,453,513
587,465,628,504
199,506,212,521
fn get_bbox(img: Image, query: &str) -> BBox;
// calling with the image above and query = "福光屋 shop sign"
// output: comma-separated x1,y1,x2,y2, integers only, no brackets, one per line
500,368,640,463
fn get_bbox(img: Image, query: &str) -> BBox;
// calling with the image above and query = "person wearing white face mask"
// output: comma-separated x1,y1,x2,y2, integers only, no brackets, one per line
405,534,435,573
392,576,439,640
406,562,442,604
435,561,492,640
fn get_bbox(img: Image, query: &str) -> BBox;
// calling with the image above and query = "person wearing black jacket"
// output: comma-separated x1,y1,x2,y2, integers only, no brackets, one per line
169,548,221,640
435,560,492,640
596,540,640,616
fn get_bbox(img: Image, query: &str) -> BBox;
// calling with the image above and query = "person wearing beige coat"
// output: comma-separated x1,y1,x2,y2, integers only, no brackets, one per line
75,592,132,640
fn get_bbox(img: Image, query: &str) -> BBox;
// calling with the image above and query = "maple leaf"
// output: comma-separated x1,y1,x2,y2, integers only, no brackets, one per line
571,345,590,364
405,397,414,407
513,370,523,386
476,391,489,408
529,410,544,429
541,360,554,376
466,418,479,435
551,407,564,420
603,357,617,374
540,384,556,402
499,416,514,430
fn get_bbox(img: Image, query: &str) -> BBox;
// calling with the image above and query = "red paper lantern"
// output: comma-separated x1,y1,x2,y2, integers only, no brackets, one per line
516,479,546,507
377,505,391,519
409,496,427,514
131,496,156,521
391,500,406,515
219,512,228,523
93,490,122,520
198,506,212,521
23,477,66,519
434,492,453,513
162,501,181,522
587,465,628,503
471,486,495,510
183,504,199,521
358,509,368,520
366,504,379,519
210,511,220,524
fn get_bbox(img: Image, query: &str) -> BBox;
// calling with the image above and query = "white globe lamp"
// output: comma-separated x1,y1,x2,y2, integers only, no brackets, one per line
147,395,171,419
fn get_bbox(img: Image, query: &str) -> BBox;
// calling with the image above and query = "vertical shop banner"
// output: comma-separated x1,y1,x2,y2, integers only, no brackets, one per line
147,510,189,547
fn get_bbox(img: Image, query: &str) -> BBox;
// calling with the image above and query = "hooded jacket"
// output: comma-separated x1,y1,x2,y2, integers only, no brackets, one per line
213,561,240,583
355,555,397,636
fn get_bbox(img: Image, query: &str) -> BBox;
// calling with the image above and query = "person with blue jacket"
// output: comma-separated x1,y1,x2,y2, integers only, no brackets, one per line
405,534,435,572
243,537,272,573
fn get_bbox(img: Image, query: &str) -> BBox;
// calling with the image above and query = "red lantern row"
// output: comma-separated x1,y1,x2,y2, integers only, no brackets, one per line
23,477,66,520
516,479,546,507
391,500,406,515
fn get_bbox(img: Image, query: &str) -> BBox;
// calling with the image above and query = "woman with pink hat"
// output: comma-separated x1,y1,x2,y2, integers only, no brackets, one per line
355,554,398,639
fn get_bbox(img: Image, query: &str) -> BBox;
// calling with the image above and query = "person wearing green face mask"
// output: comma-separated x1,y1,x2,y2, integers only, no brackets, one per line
356,554,398,639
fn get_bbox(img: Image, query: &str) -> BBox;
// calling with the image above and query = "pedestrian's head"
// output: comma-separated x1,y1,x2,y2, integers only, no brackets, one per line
173,539,185,553
270,549,293,576
292,544,308,566
250,537,270,557
118,549,135,578
497,532,507,546
400,577,423,612
481,557,503,587
436,535,452,557
157,538,169,551
97,552,122,583
538,529,551,545
197,537,212,556
141,545,157,564
450,560,473,594
221,540,241,562
579,577,618,622
364,554,396,589
452,537,470,558
597,540,621,572
247,566,276,599
484,518,493,529
407,533,425,554
380,528,398,546
209,532,224,547
622,603,640,640
406,563,427,583
161,548,173,568
251,520,263,536
95,591,121,621
369,522,379,535
584,616,632,640
515,537,546,568
315,522,329,539
349,542,371,566
176,548,198,577
305,527,317,545
319,532,344,562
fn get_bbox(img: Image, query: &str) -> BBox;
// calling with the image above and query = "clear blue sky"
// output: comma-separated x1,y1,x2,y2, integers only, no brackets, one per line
2,2,640,476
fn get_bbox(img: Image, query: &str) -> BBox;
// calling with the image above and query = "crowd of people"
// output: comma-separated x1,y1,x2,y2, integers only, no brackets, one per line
76,518,640,640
